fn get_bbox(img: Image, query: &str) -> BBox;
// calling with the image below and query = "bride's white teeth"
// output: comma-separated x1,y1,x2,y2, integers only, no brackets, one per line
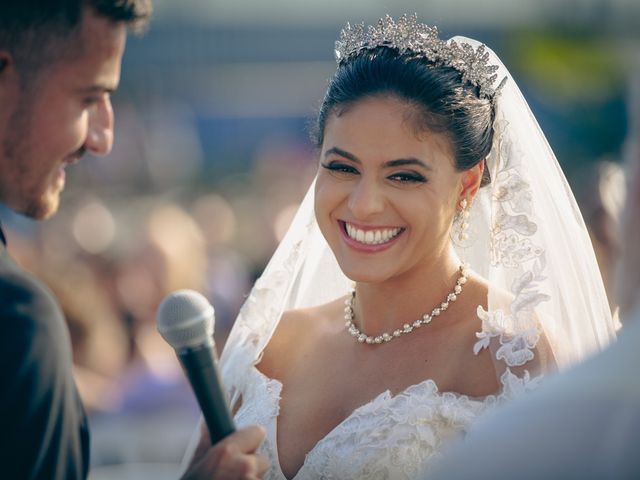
344,223,402,245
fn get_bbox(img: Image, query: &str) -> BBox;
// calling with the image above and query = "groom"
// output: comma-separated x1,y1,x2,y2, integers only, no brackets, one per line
430,81,640,479
0,1,266,478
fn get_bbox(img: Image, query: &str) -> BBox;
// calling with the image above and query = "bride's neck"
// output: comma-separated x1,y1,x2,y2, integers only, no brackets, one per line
352,251,463,336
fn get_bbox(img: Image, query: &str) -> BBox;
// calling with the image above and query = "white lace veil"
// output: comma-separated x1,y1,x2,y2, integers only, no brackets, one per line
216,37,616,411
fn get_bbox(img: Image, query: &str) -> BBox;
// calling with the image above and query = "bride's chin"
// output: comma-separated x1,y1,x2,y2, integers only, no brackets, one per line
342,269,389,285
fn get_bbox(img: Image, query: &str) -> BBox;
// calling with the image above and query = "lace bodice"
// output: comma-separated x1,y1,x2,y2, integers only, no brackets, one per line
229,314,542,480
234,368,488,480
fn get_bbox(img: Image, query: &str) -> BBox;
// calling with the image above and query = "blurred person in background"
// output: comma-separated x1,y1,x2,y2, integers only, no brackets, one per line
428,65,640,480
184,15,616,479
80,200,268,477
0,1,267,478
44,258,130,413
571,159,626,321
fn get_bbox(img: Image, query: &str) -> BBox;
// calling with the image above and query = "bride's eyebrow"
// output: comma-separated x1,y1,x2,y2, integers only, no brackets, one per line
324,147,431,170
385,158,432,170
324,146,359,162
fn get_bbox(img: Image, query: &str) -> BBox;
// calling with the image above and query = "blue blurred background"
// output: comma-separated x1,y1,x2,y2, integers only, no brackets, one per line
2,0,638,478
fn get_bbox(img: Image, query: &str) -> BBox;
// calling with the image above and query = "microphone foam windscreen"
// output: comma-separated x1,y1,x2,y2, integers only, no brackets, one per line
157,289,214,349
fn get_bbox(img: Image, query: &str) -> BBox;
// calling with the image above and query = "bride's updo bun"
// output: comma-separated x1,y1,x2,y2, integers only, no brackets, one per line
314,46,495,186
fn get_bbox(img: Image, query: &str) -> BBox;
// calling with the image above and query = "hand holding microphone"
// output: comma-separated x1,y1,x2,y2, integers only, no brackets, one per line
182,423,268,480
157,290,269,479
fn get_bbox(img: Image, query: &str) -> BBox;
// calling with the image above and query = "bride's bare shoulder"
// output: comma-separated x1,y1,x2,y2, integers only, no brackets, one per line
466,272,514,311
280,297,344,337
457,273,510,316
256,297,345,375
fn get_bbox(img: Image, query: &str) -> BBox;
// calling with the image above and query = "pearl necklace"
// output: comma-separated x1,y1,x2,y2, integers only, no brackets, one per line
344,264,469,345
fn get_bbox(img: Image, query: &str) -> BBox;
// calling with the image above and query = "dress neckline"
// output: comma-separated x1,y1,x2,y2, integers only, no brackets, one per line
250,364,495,480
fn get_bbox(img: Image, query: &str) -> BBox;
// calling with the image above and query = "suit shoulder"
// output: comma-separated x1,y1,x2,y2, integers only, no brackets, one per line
0,267,68,358
0,266,63,323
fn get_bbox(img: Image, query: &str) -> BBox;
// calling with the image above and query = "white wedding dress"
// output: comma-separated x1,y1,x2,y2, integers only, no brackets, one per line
229,318,541,480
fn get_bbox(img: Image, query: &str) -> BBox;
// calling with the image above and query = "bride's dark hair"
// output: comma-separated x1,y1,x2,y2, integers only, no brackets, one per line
313,46,495,186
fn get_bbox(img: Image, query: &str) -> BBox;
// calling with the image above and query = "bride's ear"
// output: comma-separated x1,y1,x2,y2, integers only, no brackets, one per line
459,159,484,202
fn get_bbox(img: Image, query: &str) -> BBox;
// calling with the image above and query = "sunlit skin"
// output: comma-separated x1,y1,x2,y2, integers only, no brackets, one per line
0,8,125,219
253,95,505,479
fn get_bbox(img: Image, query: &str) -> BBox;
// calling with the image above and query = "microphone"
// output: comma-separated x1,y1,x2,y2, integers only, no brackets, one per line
156,289,235,444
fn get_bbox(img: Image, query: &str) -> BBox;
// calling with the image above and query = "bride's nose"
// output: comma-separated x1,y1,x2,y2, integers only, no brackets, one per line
348,178,385,220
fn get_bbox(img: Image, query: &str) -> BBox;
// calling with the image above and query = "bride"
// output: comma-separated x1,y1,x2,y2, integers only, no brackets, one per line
186,14,617,479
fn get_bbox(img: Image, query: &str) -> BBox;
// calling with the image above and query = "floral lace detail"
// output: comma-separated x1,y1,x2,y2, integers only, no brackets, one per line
491,228,543,268
499,368,543,398
490,169,541,267
234,367,501,480
474,266,547,365
474,304,541,368
489,120,542,269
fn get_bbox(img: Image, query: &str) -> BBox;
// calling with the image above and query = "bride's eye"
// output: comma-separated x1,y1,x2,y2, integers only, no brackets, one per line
321,162,360,176
388,171,426,184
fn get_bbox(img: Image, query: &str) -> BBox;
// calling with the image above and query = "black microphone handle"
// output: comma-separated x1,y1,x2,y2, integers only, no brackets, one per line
178,344,235,444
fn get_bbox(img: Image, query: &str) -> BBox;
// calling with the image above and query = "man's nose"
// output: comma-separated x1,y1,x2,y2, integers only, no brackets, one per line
85,97,114,156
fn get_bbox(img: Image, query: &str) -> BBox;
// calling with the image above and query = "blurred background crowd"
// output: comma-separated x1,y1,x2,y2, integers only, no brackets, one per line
1,0,638,478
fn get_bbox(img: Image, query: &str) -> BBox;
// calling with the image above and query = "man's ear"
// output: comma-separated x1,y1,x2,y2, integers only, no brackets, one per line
0,51,13,74
0,51,20,106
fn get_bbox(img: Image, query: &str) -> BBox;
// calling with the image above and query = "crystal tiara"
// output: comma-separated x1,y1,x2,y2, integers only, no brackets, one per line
334,14,505,100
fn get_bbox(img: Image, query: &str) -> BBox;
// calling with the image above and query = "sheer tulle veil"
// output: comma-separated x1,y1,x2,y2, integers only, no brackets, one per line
182,30,617,466
219,37,616,399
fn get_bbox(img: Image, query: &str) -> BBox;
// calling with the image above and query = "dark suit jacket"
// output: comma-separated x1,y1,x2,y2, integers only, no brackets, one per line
0,223,89,479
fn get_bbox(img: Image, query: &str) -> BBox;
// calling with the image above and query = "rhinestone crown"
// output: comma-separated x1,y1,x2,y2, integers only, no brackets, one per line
335,14,505,100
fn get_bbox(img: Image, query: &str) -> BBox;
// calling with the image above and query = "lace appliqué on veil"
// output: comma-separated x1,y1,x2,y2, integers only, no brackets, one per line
474,119,550,394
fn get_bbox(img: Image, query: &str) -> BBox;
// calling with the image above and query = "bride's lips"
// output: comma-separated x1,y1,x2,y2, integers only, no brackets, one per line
338,220,405,252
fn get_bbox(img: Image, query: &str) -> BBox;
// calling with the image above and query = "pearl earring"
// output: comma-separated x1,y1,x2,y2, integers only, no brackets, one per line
457,199,470,242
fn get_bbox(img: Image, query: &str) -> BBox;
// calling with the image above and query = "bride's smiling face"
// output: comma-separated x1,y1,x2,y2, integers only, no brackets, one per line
315,95,472,284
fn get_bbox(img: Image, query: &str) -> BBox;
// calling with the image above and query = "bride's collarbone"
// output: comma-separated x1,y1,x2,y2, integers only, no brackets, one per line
262,301,492,396
269,331,472,409
258,297,496,413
